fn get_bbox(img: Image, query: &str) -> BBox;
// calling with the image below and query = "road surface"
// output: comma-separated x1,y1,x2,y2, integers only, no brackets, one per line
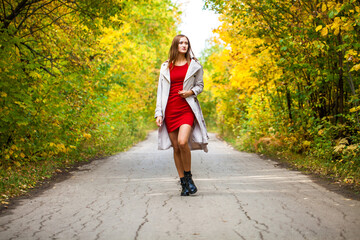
0,131,359,240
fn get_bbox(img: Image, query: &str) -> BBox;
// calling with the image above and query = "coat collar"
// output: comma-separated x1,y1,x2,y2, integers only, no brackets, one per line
160,59,201,83
160,62,170,82
184,59,201,83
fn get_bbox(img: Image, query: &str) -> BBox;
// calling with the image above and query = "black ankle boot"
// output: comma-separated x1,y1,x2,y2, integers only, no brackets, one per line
184,171,197,194
180,177,189,196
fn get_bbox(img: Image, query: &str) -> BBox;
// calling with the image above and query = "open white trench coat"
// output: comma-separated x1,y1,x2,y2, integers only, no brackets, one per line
154,59,209,152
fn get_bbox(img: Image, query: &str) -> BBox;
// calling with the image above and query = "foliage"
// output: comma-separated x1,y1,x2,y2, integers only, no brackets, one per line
0,0,179,203
203,0,360,186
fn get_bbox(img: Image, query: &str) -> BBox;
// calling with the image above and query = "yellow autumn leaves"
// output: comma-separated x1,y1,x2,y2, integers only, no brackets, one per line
202,0,360,185
315,2,358,37
3,145,25,162
0,0,180,201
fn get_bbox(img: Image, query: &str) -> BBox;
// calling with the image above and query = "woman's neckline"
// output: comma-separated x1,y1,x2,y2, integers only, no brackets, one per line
174,59,191,67
174,63,188,67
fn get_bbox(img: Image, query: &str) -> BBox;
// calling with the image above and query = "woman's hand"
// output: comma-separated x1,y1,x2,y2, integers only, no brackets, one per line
156,116,163,127
178,90,194,98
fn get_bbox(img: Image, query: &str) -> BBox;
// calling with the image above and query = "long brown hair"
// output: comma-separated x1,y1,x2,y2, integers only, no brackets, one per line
168,34,195,69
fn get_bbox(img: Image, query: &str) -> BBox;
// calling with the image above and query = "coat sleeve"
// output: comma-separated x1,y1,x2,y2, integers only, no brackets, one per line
154,72,163,119
191,66,204,96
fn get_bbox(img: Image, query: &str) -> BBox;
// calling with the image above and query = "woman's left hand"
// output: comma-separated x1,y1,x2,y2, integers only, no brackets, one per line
178,90,194,98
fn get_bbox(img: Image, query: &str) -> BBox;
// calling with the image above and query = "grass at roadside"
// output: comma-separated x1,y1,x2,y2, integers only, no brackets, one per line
0,125,154,207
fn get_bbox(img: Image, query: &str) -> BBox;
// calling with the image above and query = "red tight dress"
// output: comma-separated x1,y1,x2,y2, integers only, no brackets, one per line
165,63,195,133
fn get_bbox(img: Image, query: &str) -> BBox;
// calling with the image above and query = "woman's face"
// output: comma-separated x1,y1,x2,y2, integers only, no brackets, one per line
178,37,189,54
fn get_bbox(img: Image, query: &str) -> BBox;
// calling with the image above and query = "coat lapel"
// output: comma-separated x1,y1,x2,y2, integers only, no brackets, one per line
184,60,201,83
160,62,170,82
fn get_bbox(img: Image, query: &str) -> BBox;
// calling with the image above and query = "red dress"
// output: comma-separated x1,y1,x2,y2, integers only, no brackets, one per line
165,63,195,133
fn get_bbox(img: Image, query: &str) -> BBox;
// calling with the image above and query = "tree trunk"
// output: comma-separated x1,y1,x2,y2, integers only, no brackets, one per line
284,82,292,121
337,33,344,123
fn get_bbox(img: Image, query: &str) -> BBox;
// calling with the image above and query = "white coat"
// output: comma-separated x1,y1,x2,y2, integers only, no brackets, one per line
154,59,209,152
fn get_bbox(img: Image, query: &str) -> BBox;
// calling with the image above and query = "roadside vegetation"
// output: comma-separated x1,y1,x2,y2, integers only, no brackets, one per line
200,0,360,190
0,0,179,205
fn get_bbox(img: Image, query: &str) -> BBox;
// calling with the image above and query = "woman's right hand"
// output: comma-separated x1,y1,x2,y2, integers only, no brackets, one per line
156,116,163,127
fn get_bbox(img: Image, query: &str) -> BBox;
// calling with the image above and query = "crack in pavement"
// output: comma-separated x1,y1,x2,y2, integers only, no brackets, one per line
233,229,247,240
162,195,173,207
231,192,270,234
134,198,150,240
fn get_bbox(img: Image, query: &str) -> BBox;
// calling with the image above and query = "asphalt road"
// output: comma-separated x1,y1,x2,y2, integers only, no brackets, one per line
0,131,359,240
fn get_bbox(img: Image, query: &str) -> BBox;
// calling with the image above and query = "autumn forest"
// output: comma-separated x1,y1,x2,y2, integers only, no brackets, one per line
0,0,359,203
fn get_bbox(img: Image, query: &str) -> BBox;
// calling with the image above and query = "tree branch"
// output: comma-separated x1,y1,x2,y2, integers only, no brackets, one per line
15,1,32,30
19,9,74,39
3,0,30,28
1,0,7,21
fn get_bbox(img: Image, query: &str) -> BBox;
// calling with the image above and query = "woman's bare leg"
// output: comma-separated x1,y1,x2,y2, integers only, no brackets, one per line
177,124,192,172
168,129,185,178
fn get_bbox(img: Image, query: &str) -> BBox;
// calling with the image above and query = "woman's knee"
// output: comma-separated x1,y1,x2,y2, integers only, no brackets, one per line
173,144,181,154
178,139,188,150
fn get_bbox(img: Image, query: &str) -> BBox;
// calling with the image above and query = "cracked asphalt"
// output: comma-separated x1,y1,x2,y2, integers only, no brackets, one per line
0,131,360,240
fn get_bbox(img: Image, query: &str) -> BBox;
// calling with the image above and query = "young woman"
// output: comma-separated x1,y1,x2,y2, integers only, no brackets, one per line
155,34,209,196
